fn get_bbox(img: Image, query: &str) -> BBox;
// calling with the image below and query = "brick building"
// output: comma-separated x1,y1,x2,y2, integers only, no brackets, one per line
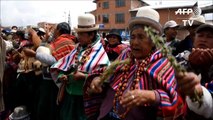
130,3,195,26
91,0,148,33
89,1,212,40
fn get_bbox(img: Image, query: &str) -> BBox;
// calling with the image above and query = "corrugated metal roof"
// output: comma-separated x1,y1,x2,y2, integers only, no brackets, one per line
130,1,213,12
130,2,195,11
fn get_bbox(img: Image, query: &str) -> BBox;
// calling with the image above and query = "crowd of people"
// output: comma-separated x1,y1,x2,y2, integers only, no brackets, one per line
0,6,213,120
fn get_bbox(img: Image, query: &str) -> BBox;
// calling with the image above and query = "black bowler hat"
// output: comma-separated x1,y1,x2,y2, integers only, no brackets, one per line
106,29,122,43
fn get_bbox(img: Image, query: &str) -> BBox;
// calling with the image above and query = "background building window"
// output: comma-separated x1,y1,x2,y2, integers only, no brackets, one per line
115,0,125,7
98,15,101,22
115,13,125,23
102,14,109,23
98,2,101,7
103,2,109,9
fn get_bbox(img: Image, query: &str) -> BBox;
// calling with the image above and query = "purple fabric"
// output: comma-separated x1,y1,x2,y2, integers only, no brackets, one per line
98,88,114,120
98,88,158,120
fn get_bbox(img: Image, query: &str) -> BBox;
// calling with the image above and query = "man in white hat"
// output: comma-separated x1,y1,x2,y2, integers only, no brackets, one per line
163,20,180,56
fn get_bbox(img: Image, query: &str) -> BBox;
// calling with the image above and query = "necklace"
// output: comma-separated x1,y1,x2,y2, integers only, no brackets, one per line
73,44,93,72
113,55,150,119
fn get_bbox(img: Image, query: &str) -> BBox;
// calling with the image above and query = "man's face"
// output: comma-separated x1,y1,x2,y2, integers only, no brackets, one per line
166,27,177,39
194,30,213,49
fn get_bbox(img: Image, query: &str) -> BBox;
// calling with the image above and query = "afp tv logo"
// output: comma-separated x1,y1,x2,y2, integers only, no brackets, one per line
175,6,201,26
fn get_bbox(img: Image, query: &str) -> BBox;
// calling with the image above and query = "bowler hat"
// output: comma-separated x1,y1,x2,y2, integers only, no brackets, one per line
106,29,122,42
74,13,99,32
129,7,162,34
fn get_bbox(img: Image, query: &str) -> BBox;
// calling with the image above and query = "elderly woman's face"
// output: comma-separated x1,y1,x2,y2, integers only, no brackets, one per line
194,31,213,49
130,27,153,59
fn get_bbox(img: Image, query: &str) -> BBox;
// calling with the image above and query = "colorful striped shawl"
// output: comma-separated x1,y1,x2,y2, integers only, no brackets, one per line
112,49,184,119
51,39,110,80
84,48,184,120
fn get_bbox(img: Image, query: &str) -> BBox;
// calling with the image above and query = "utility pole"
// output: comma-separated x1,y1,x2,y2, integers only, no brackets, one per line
63,11,67,22
68,11,71,28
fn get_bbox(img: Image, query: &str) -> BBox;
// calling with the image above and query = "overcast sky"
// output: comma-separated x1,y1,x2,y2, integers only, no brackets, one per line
0,0,97,27
0,0,212,28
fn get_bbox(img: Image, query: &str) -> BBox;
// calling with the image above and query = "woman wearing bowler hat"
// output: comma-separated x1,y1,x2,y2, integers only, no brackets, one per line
105,29,128,61
87,7,184,120
51,13,110,120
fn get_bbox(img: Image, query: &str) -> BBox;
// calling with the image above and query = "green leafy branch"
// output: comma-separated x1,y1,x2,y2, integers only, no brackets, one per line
144,26,202,107
100,59,130,84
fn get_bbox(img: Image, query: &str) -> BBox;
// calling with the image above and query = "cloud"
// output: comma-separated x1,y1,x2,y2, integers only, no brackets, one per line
1,0,211,27
0,0,96,28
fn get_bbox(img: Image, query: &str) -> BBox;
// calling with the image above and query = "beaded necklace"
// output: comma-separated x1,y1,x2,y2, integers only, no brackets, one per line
72,44,93,72
113,55,150,119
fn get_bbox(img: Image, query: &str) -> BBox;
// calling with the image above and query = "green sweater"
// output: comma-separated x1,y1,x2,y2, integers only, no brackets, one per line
66,74,85,95
58,72,87,95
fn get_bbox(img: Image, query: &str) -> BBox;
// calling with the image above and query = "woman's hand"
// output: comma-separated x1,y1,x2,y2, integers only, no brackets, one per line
59,74,68,82
120,90,156,109
88,77,102,94
176,72,202,97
